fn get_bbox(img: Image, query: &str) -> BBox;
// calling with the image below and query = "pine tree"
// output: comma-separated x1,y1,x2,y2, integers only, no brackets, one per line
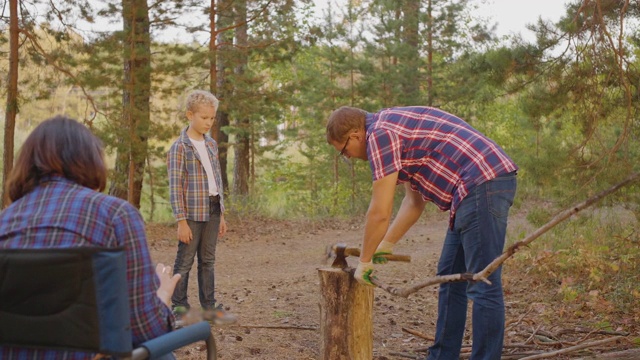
108,0,151,209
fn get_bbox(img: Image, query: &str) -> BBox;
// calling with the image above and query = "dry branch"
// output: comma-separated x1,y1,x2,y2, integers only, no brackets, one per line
556,328,629,337
401,327,435,341
388,352,420,359
228,324,318,331
518,336,624,360
372,172,640,297
576,348,640,359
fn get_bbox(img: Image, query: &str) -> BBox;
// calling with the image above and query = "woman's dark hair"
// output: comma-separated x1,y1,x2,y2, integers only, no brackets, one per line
6,115,107,202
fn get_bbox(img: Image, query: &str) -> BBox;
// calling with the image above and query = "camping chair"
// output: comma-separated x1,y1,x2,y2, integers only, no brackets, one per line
0,247,217,360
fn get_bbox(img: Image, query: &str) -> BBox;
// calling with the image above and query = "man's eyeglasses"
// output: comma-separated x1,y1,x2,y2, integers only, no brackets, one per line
339,137,350,157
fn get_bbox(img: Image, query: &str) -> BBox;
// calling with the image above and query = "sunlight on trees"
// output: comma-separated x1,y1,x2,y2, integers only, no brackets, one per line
0,0,637,219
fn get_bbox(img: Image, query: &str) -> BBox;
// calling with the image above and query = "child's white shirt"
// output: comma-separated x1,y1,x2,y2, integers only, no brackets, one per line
189,137,219,196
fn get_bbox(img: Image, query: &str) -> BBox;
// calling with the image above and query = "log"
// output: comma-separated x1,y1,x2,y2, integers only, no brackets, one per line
318,267,373,360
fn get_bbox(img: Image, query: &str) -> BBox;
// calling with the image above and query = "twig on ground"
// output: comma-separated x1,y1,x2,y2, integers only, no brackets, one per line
518,336,624,360
388,352,421,359
556,328,630,337
505,307,534,329
228,324,318,331
575,348,640,359
504,343,540,349
401,327,435,341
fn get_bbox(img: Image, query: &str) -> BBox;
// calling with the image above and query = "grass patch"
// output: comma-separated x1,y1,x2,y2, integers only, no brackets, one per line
272,310,293,319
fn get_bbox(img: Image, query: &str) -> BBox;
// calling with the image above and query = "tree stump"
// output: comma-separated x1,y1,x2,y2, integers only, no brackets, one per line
318,267,373,360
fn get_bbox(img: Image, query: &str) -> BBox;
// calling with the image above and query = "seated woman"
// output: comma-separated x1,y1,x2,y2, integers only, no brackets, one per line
0,115,180,358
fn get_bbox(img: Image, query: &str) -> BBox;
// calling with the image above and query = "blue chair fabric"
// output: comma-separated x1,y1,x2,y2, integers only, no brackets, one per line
0,247,216,360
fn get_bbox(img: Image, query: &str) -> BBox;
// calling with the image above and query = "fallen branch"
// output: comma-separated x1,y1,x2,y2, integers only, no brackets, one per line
518,336,624,360
228,324,318,331
401,327,435,341
373,172,640,297
462,352,543,360
503,344,540,349
556,328,630,337
388,352,420,359
576,348,640,359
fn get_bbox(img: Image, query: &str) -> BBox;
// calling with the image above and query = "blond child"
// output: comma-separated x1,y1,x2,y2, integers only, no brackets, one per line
167,90,235,324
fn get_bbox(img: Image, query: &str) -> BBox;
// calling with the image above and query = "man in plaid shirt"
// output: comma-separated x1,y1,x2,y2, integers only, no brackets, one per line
326,106,518,360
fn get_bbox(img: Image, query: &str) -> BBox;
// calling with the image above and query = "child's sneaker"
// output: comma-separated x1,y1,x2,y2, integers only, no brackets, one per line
172,306,189,327
202,304,237,325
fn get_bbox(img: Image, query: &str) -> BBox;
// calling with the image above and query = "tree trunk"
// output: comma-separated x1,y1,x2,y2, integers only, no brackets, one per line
232,0,250,196
110,0,151,208
213,0,232,192
318,268,373,360
2,0,19,208
401,0,420,105
426,0,433,106
2,0,20,208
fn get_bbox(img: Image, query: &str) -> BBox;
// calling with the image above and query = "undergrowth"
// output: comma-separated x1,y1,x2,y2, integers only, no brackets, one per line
507,206,639,338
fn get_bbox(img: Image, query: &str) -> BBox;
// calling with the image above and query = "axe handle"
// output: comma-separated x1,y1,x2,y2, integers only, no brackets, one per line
344,247,411,262
343,247,360,257
380,254,411,262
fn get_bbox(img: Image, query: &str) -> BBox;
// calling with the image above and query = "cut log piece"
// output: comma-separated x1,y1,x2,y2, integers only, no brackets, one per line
318,267,373,360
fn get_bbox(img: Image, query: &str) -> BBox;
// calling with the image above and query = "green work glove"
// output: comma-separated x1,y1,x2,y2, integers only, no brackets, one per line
354,260,375,286
372,240,395,264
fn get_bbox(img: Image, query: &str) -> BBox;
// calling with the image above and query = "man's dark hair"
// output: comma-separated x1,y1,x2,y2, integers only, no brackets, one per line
326,106,367,143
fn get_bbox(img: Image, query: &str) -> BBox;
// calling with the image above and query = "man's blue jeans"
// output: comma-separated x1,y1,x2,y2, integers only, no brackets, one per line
428,172,517,360
172,199,221,310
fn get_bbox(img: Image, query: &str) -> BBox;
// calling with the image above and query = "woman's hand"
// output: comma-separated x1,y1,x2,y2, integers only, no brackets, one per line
155,263,181,307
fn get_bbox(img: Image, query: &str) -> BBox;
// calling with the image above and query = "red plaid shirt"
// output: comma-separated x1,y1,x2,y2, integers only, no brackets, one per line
366,107,518,223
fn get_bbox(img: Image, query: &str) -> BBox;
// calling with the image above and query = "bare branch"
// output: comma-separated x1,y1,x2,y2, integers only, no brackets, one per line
215,0,273,35
228,324,318,331
518,336,624,360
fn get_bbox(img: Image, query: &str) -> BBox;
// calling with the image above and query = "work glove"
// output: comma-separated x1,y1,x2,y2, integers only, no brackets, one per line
354,260,375,286
372,240,395,264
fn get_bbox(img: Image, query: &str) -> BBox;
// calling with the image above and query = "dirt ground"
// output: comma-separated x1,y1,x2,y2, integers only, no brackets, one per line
146,210,637,360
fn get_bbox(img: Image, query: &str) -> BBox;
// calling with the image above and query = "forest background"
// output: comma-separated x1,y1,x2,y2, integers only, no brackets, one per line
1,0,639,342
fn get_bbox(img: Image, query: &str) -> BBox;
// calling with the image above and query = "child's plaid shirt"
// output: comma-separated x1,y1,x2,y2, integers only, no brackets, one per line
167,127,225,222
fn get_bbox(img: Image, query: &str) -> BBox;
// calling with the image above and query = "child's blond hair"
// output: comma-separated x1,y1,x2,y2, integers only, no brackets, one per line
185,90,219,112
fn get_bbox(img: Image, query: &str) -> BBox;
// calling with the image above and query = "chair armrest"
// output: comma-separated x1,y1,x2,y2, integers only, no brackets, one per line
132,321,216,360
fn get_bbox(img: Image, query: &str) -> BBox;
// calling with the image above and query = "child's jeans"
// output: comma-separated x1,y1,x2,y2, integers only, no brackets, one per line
172,196,221,309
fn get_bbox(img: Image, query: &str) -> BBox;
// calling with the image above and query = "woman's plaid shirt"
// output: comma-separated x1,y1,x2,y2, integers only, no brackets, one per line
0,176,173,359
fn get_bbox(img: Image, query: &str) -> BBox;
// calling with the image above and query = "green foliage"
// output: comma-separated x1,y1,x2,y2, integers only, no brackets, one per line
3,0,639,227
246,139,373,219
511,209,640,319
138,162,174,223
